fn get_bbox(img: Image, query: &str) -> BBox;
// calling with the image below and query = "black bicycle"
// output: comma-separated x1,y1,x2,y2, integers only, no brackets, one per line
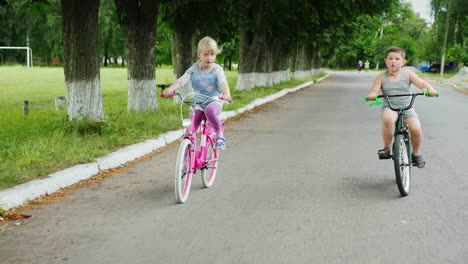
366,89,439,196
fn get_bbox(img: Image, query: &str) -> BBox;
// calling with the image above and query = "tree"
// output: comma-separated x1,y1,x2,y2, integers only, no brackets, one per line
99,0,124,67
114,0,159,112
431,0,467,70
62,0,104,121
28,0,62,64
0,0,29,64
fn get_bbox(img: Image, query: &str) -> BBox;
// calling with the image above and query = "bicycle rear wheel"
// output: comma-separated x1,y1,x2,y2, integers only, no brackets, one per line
393,134,411,196
201,137,219,188
175,139,193,203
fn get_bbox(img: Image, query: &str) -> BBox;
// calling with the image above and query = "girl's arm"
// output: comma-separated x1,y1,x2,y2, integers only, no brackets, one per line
162,64,195,96
220,82,231,101
367,73,383,99
408,70,438,96
215,66,231,101
162,81,182,96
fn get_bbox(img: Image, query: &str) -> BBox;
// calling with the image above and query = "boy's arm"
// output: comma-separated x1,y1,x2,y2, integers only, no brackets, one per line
407,70,438,96
367,73,383,99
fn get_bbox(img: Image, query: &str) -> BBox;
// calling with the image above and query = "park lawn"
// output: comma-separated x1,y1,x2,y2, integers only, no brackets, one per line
0,66,324,190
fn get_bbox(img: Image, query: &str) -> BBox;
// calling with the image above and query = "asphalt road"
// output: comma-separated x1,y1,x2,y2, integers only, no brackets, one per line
1,71,467,264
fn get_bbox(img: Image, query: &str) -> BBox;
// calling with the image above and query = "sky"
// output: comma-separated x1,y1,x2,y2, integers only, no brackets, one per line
407,0,433,23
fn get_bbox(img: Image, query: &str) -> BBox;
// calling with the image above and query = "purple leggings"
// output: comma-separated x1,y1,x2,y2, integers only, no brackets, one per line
193,102,223,138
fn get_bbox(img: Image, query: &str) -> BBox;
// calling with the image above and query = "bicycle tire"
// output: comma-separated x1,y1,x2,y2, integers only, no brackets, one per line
200,136,219,188
174,139,193,203
393,134,411,196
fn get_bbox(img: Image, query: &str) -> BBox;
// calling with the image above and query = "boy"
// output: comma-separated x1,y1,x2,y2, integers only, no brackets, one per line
367,46,438,168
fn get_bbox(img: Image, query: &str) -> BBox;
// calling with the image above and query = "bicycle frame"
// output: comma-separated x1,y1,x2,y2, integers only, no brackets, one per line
178,93,228,173
183,106,225,172
162,91,230,202
384,94,420,159
365,89,439,196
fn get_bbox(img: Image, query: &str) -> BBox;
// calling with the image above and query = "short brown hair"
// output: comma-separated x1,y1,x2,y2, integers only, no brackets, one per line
385,46,405,59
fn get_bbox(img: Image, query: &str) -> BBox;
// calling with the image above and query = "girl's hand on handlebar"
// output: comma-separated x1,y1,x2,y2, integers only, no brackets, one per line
220,94,232,103
162,89,175,98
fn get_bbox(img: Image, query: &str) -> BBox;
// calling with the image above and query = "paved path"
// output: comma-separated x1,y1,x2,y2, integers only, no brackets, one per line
1,72,467,264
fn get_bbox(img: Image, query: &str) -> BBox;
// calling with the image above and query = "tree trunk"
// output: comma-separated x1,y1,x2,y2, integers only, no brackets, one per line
61,0,104,121
115,0,159,112
292,43,315,79
170,10,197,103
172,22,195,79
236,23,265,90
104,43,109,67
272,39,290,84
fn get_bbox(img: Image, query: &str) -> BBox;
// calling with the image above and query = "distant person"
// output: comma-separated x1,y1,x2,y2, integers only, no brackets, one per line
163,36,232,149
366,46,438,168
357,60,363,72
364,60,370,72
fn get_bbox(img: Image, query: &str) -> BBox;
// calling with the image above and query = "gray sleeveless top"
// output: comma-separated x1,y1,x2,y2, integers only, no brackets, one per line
381,69,418,119
382,69,411,109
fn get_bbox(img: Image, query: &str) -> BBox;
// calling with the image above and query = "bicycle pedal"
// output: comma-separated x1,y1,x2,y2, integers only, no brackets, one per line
379,155,392,160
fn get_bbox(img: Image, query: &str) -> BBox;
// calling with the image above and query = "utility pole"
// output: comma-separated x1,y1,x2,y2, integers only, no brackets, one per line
440,0,451,76
376,26,384,70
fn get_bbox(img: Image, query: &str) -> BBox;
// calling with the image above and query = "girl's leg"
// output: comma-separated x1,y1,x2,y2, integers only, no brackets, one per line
381,109,398,152
404,118,423,156
204,102,223,138
193,110,204,132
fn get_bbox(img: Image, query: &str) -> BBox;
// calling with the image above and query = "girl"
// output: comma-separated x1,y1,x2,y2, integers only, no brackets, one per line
367,46,438,168
163,36,232,149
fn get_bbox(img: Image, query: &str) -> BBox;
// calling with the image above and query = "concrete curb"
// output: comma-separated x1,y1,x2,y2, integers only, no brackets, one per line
0,75,328,210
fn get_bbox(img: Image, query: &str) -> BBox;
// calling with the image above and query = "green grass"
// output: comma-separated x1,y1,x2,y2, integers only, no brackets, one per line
418,71,457,79
0,66,325,190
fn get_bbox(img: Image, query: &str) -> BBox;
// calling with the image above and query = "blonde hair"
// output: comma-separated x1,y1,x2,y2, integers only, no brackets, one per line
386,46,406,59
197,36,221,55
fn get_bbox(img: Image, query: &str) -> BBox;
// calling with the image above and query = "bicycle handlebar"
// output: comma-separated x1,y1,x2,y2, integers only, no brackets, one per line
364,89,439,110
364,89,440,107
160,92,232,104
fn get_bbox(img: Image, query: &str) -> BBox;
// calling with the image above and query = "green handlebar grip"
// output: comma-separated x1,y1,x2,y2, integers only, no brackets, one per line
423,88,440,97
365,97,370,102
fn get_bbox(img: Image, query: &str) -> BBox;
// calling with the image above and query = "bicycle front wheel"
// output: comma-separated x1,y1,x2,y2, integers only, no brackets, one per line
201,137,219,188
174,139,193,203
393,134,411,196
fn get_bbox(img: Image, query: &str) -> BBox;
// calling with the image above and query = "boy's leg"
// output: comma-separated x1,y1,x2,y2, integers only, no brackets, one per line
381,109,398,152
404,118,422,156
204,102,223,138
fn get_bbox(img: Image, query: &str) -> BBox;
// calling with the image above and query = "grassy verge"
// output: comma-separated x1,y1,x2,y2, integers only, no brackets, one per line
0,66,325,190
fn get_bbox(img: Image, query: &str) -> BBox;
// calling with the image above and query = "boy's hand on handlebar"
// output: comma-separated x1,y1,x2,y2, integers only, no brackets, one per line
426,88,439,97
366,92,377,101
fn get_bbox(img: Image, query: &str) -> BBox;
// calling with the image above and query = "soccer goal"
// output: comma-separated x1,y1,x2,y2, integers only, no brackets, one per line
0,46,33,67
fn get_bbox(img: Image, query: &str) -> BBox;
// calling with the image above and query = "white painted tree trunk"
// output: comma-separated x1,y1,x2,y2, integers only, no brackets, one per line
127,79,157,112
66,77,104,120
272,70,290,84
236,72,256,90
293,70,311,79
236,70,291,90
255,72,272,87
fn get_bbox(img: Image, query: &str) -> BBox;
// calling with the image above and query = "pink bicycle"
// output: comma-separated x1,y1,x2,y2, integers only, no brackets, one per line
162,92,230,203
